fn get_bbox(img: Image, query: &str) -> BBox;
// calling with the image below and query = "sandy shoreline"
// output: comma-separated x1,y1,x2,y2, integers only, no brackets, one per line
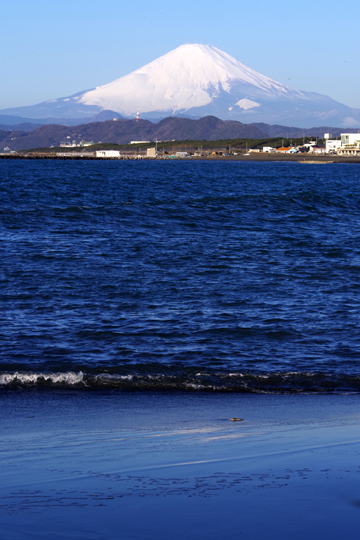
1,391,360,539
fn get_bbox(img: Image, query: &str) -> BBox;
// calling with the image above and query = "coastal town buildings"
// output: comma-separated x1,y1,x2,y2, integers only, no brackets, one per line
47,131,360,160
60,139,93,148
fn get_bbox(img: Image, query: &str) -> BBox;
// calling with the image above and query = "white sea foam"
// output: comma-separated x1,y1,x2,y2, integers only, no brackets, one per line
0,371,85,386
94,373,134,381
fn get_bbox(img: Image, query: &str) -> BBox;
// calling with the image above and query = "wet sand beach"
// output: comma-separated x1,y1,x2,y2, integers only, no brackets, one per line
1,392,360,539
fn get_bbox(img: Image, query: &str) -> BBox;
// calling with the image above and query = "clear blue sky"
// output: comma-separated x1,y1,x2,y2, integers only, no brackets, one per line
1,0,359,110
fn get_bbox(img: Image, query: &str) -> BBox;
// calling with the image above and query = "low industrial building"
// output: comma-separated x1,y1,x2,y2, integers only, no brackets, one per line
79,140,94,147
276,147,297,154
56,152,95,158
95,150,121,158
60,141,78,148
311,145,326,154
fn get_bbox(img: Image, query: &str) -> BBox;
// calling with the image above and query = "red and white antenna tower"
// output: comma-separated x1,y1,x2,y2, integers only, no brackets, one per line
136,107,140,122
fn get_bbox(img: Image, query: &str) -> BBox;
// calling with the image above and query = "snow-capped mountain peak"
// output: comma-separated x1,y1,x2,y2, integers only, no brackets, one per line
1,43,360,128
78,44,302,116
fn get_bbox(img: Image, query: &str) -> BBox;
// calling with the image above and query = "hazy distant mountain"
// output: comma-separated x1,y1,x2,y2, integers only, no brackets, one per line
0,122,42,132
85,110,124,123
1,44,360,129
0,114,89,127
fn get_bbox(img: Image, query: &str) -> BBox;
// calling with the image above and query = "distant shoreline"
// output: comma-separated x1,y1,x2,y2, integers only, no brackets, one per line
1,153,360,164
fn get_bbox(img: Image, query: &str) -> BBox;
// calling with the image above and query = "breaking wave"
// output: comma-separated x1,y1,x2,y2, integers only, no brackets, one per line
1,370,360,394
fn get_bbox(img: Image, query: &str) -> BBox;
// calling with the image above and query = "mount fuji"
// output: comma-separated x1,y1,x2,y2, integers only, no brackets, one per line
2,44,360,128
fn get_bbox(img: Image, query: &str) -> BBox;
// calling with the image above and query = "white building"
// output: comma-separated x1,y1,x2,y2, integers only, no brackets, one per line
79,140,94,147
302,142,317,152
146,148,157,157
263,146,275,153
325,140,341,153
95,150,121,158
341,133,360,146
311,146,326,154
337,133,360,156
338,144,360,156
60,141,78,147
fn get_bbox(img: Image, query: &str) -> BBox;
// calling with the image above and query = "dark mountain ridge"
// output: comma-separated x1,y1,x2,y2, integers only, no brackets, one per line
0,117,265,151
1,116,359,152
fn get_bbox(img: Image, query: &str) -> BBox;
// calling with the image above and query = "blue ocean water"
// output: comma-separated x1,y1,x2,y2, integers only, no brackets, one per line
1,158,360,393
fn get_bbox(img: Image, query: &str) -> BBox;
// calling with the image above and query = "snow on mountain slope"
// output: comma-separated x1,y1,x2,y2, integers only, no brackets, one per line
1,44,360,128
79,44,304,116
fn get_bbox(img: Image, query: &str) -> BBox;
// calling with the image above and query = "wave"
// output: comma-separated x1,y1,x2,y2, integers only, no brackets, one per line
1,370,360,394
